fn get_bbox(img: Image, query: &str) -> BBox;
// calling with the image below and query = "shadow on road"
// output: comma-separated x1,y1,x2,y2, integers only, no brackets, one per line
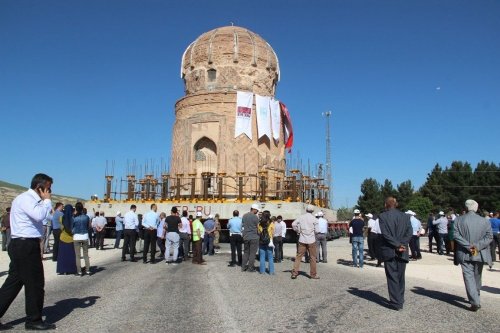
337,259,353,267
282,269,311,279
5,296,100,327
481,285,500,294
45,296,101,323
411,286,469,309
347,287,394,310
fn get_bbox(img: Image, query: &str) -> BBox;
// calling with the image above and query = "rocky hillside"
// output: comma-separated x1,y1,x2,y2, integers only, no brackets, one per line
0,180,84,214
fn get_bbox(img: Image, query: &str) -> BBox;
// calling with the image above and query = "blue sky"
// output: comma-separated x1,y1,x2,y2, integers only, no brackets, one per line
1,0,499,208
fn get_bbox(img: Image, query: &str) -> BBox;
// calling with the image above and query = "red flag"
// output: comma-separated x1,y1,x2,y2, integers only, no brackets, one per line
280,102,293,152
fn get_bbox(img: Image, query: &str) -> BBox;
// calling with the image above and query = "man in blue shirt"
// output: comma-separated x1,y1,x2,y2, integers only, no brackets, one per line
227,210,243,267
51,202,63,261
114,211,124,249
203,215,216,256
489,211,500,262
142,204,159,264
350,209,365,268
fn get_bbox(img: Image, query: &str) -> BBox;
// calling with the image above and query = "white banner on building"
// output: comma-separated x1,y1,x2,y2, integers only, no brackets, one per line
255,94,271,140
270,98,281,141
235,91,253,139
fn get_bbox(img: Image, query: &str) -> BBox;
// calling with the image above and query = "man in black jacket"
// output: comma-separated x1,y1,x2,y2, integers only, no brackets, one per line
379,197,412,310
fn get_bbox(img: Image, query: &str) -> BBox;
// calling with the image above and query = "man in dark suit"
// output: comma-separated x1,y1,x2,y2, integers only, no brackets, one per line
378,197,412,310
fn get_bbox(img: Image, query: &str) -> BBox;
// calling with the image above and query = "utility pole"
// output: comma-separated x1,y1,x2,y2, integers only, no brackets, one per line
322,111,332,208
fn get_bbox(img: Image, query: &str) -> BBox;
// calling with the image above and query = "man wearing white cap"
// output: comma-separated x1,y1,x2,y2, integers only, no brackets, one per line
454,199,493,311
191,212,206,265
406,210,422,260
315,212,328,263
241,204,260,272
366,213,377,260
291,205,319,279
433,211,449,255
202,214,216,256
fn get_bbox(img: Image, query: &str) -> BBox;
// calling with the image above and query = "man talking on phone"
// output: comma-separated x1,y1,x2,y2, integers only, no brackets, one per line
0,173,56,330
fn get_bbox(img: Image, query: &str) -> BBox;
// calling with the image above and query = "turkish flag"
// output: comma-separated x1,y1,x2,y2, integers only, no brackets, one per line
280,102,293,152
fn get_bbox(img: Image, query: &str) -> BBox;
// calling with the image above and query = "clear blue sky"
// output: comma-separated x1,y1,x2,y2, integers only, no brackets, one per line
1,0,499,208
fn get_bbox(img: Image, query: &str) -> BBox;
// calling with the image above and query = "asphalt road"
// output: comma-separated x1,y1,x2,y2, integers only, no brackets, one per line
1,241,499,332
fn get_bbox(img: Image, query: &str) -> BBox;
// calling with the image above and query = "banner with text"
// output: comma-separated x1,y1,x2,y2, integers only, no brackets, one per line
235,91,254,139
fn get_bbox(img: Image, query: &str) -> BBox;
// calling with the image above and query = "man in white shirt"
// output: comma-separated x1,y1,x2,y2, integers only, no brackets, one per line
279,215,286,261
178,210,192,260
93,211,107,250
316,212,329,263
141,204,159,264
0,173,56,330
122,205,139,262
367,213,377,260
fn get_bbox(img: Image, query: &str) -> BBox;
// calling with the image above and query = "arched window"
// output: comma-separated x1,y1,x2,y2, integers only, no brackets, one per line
207,69,216,82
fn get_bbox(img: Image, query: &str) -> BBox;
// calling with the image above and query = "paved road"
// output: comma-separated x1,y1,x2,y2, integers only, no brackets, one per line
1,240,499,332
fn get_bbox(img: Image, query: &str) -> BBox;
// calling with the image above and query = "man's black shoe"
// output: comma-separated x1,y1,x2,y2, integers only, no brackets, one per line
121,258,126,262
241,266,248,272
0,322,13,331
130,259,137,262
25,321,56,330
228,263,236,267
469,304,481,312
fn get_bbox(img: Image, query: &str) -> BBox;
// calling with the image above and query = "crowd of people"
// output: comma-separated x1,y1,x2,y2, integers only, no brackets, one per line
352,198,497,311
0,173,498,330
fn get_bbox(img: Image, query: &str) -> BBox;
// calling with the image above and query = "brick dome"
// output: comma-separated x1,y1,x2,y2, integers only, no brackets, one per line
180,26,280,96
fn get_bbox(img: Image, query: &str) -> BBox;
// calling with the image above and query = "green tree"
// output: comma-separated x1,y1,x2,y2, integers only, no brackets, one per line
406,194,433,221
441,161,473,211
419,163,447,211
471,161,500,212
396,180,414,211
336,206,353,221
357,178,383,214
381,179,398,201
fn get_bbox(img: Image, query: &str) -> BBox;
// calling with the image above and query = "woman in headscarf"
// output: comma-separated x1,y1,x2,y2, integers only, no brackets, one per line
56,204,77,275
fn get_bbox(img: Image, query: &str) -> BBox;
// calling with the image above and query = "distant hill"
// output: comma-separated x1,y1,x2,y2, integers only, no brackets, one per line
0,180,84,213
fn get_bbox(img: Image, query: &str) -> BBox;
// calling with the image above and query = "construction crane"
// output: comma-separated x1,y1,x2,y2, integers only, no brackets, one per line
322,111,332,208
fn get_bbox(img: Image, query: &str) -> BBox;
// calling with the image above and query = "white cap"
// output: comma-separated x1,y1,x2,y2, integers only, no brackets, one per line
366,213,373,218
306,204,314,212
116,211,121,216
196,212,202,217
353,209,360,214
208,214,214,219
251,203,259,211
439,211,445,216
465,199,479,212
405,210,416,216
317,211,324,217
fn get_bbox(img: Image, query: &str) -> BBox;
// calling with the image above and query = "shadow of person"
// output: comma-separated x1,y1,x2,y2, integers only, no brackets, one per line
481,285,500,294
411,287,469,309
44,296,100,323
347,287,394,309
5,296,100,328
336,259,354,267
282,269,311,278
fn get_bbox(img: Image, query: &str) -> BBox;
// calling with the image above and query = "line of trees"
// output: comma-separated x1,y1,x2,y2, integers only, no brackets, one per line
340,161,500,221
